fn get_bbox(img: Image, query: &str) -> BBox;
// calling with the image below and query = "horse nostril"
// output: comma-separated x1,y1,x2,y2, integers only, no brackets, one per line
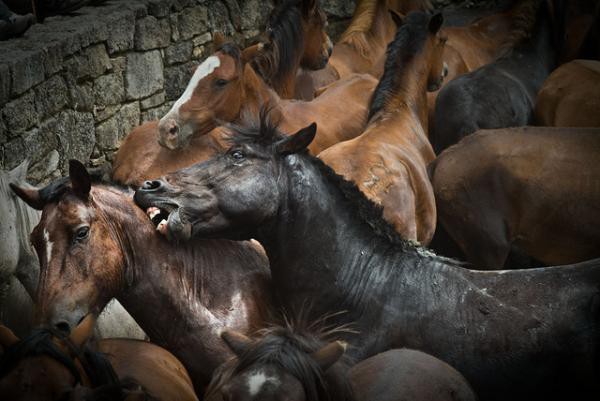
168,124,179,137
142,180,163,191
55,321,71,334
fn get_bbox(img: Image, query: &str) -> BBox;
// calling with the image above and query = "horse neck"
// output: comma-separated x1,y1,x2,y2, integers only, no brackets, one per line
255,156,426,318
241,70,282,119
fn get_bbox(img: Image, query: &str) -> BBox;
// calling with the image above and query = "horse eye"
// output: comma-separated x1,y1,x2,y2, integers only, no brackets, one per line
230,150,245,161
75,226,90,242
215,78,228,88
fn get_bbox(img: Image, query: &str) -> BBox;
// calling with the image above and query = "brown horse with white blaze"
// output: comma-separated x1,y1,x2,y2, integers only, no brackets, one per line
0,315,198,401
10,160,272,390
319,11,446,244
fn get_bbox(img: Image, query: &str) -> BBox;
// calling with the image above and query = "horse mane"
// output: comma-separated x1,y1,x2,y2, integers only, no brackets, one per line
233,109,466,267
206,312,356,401
339,0,383,58
368,11,431,121
0,328,120,389
497,0,543,55
251,0,305,91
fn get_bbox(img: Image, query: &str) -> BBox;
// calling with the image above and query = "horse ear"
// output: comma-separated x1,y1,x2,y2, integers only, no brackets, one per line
310,341,346,371
10,159,30,181
213,31,226,49
389,10,404,27
428,13,444,34
241,42,264,64
221,330,252,356
9,183,44,210
69,314,96,349
275,123,317,155
69,160,91,199
0,325,20,348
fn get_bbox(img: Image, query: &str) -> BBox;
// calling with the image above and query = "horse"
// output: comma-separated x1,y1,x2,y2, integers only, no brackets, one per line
296,0,433,99
0,161,39,337
135,114,600,401
430,0,556,154
112,44,378,187
204,316,476,401
10,160,273,390
429,126,600,268
0,315,198,401
319,11,445,245
1,162,147,341
534,60,600,127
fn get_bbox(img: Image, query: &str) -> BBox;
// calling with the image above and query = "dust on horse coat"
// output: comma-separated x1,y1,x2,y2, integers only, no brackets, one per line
429,126,600,268
205,321,476,401
11,161,272,390
431,0,556,154
535,60,600,127
319,11,446,244
134,117,600,401
0,316,198,401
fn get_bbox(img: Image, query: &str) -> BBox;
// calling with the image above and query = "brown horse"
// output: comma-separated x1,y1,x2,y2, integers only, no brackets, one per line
112,46,378,186
319,11,446,244
205,318,476,401
430,126,600,268
297,0,433,98
10,160,272,390
535,60,600,127
0,316,198,401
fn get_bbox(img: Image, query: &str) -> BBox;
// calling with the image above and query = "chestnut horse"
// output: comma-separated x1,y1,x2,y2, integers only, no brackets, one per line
430,126,600,268
113,43,378,186
319,12,446,244
297,0,433,97
0,316,198,401
134,115,600,401
535,60,600,127
11,160,272,390
205,318,476,401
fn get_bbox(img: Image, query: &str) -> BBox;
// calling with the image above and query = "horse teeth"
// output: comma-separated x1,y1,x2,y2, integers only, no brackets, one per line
147,207,160,219
157,219,168,234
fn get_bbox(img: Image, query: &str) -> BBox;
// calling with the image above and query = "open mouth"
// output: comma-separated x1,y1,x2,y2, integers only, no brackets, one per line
145,203,178,235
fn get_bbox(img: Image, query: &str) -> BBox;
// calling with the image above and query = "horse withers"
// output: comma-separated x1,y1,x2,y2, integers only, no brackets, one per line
135,115,600,401
0,315,198,401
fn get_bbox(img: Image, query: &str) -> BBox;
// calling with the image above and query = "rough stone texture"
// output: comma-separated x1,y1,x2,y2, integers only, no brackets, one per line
3,92,38,134
135,16,171,50
0,0,356,182
125,51,164,100
165,41,193,65
94,73,125,107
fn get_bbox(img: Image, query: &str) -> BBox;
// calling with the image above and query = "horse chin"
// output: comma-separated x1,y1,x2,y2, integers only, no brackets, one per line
165,209,193,242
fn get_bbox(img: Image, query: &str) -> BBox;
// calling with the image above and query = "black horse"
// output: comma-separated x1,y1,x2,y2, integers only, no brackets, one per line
135,113,600,401
430,0,556,154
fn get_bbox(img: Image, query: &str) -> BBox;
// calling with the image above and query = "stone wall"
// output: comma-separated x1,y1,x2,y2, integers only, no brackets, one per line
0,0,355,184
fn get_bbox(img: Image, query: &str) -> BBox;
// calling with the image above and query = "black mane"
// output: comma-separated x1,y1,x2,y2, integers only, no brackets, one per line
231,111,466,267
251,0,305,90
207,313,355,401
368,11,431,121
0,328,120,389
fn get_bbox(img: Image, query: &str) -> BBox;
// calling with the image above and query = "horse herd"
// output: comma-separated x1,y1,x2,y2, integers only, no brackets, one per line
1,0,599,400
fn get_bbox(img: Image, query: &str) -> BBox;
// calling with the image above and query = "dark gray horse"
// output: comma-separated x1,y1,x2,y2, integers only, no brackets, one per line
134,115,600,401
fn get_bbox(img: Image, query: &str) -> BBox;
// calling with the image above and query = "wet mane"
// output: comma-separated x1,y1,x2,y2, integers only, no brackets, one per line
251,0,307,91
206,313,355,401
0,328,119,389
232,112,465,267
368,11,431,121
339,0,383,57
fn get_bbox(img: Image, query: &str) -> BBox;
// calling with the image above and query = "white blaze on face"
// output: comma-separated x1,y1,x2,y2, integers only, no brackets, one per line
43,229,53,265
247,371,268,396
161,56,221,122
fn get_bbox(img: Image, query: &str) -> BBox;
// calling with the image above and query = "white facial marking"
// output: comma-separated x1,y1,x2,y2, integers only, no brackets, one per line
247,371,268,396
43,229,53,265
163,56,221,119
